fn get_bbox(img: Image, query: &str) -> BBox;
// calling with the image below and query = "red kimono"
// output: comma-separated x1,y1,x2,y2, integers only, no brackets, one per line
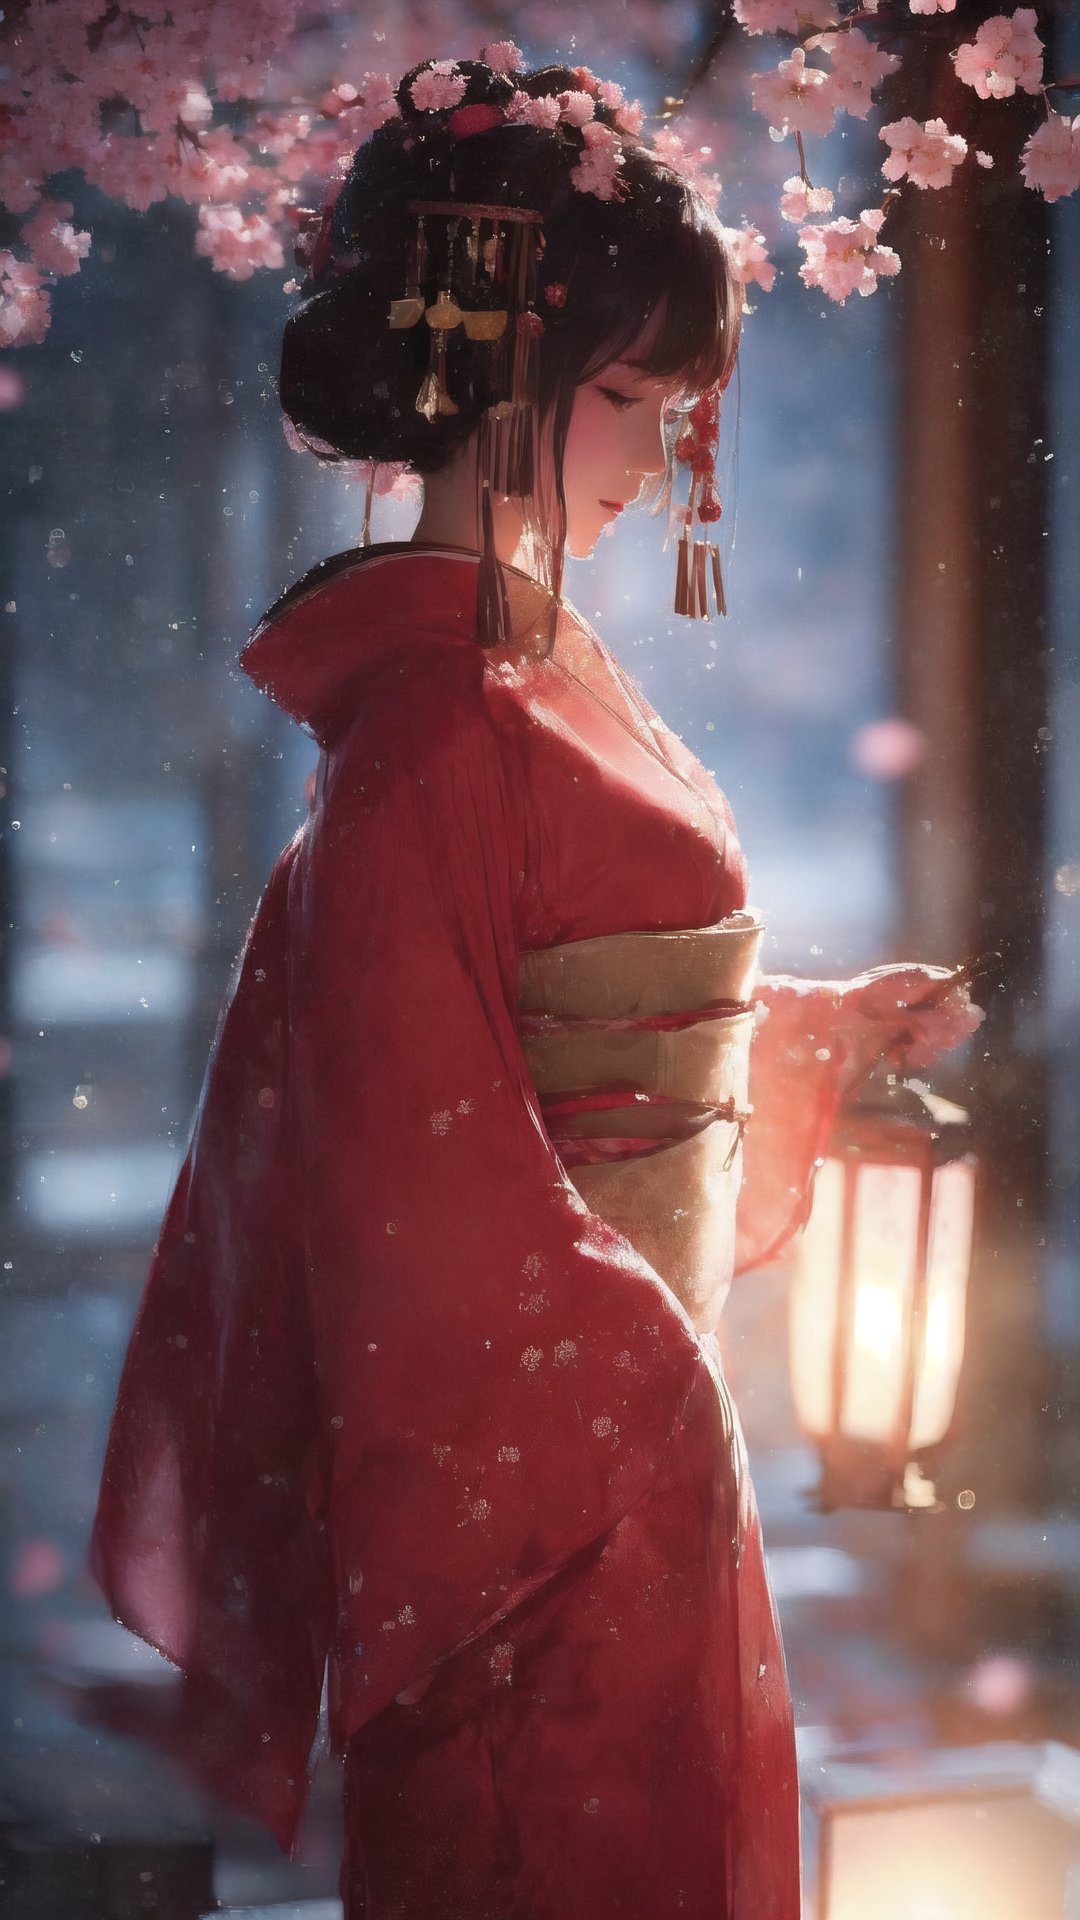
91,546,842,1919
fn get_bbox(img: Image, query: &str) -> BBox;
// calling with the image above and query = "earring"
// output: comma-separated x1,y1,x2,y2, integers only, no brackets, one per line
672,384,727,621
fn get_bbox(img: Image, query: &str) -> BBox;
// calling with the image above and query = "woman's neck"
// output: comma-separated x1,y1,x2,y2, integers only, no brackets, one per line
411,436,528,567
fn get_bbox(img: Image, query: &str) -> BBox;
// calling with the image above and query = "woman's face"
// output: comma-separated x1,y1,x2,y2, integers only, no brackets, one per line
560,308,680,560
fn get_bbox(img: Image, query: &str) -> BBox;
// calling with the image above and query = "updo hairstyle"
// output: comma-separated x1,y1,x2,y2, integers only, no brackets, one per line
280,59,742,503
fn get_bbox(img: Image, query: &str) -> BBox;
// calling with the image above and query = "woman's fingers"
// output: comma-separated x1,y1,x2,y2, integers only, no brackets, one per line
839,965,985,1074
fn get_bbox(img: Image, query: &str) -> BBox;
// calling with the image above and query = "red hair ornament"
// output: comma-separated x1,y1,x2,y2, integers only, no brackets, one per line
671,383,728,620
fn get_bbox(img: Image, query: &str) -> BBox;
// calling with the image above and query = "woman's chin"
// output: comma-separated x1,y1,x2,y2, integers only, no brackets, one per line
566,525,602,561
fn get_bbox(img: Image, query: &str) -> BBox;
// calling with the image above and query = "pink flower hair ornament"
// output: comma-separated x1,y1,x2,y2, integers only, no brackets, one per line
295,47,734,296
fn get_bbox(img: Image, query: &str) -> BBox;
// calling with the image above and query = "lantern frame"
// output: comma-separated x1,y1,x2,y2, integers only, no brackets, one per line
802,1739,1080,1920
792,1072,976,1513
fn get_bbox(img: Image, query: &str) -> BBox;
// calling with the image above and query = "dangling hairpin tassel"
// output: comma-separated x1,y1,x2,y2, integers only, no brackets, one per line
672,383,727,621
398,199,547,651
389,213,427,329
416,215,463,420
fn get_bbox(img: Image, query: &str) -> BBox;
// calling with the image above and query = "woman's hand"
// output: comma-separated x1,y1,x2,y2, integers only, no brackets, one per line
835,963,986,1087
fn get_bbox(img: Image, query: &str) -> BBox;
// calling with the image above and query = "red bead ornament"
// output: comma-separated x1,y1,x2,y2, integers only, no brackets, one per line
672,381,727,620
447,103,507,140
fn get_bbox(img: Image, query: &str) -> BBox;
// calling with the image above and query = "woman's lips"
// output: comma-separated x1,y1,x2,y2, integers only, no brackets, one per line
599,500,624,513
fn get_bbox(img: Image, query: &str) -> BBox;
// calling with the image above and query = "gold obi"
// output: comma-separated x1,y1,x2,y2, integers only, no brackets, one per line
518,912,764,1334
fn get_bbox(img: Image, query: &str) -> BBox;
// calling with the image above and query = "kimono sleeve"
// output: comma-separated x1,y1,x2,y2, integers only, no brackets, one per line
289,656,704,1743
735,975,848,1275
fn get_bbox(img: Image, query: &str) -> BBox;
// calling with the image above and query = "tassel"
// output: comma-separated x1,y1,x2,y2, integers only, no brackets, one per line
389,214,427,328
710,543,728,619
674,532,691,617
692,539,708,620
359,467,375,548
476,432,512,651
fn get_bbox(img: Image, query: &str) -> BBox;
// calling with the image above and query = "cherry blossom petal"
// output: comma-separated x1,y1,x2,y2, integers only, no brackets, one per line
780,174,835,223
1020,113,1080,203
880,116,968,189
718,222,776,294
409,63,467,114
480,41,524,75
953,8,1044,100
751,49,837,139
813,29,900,120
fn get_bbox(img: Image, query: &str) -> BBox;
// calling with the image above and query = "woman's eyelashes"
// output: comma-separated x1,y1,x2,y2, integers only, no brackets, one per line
596,384,638,413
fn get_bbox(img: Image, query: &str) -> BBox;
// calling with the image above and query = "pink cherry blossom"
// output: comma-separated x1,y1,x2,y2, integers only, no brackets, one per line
909,0,957,11
751,49,837,139
0,155,47,217
409,62,467,114
797,208,900,303
10,1536,66,1599
507,91,562,131
953,9,1043,100
334,75,401,150
648,128,722,209
780,174,835,222
142,81,215,138
319,83,359,118
976,150,994,169
0,253,51,347
596,80,625,110
718,222,776,294
614,99,646,138
195,205,285,281
86,133,172,213
480,41,524,75
880,116,968,189
735,0,838,32
0,363,25,409
21,198,91,276
570,121,625,201
559,90,597,128
166,125,252,206
814,29,900,119
1021,113,1080,203
850,718,926,779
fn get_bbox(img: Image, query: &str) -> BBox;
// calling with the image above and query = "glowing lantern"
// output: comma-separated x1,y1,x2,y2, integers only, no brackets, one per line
803,1741,1080,1920
790,1074,975,1510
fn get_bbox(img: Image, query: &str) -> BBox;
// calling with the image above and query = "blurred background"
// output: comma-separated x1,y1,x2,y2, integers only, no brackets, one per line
1,2,1079,1914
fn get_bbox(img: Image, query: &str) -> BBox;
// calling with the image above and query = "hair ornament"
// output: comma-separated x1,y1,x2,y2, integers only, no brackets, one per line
293,44,735,644
670,383,728,620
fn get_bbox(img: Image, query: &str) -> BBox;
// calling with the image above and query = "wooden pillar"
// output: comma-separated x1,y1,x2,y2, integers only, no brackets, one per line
890,33,1052,1524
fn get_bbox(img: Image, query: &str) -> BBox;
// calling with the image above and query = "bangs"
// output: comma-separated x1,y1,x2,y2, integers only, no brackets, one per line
579,178,741,403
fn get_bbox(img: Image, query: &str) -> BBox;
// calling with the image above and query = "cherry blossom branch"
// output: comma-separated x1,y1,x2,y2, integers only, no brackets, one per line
2,0,1078,363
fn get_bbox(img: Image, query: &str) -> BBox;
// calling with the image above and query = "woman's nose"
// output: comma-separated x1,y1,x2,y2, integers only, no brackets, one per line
627,406,669,481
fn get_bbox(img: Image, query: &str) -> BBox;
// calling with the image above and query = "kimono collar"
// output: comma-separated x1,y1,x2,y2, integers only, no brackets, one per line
239,542,560,746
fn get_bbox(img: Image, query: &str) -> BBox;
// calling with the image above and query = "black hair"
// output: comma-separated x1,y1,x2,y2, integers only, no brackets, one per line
279,60,740,555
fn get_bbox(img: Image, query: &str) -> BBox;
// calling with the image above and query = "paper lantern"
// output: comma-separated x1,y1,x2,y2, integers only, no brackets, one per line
790,1075,975,1510
803,1741,1080,1920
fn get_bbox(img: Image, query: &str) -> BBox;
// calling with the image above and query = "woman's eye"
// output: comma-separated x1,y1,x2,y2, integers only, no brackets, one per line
597,385,637,413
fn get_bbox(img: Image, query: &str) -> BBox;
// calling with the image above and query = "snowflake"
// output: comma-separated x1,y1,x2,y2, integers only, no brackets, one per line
430,1109,452,1135
553,1339,578,1366
520,1346,544,1371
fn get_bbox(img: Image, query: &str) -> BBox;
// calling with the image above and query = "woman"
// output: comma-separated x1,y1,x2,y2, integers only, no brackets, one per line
91,53,980,1920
